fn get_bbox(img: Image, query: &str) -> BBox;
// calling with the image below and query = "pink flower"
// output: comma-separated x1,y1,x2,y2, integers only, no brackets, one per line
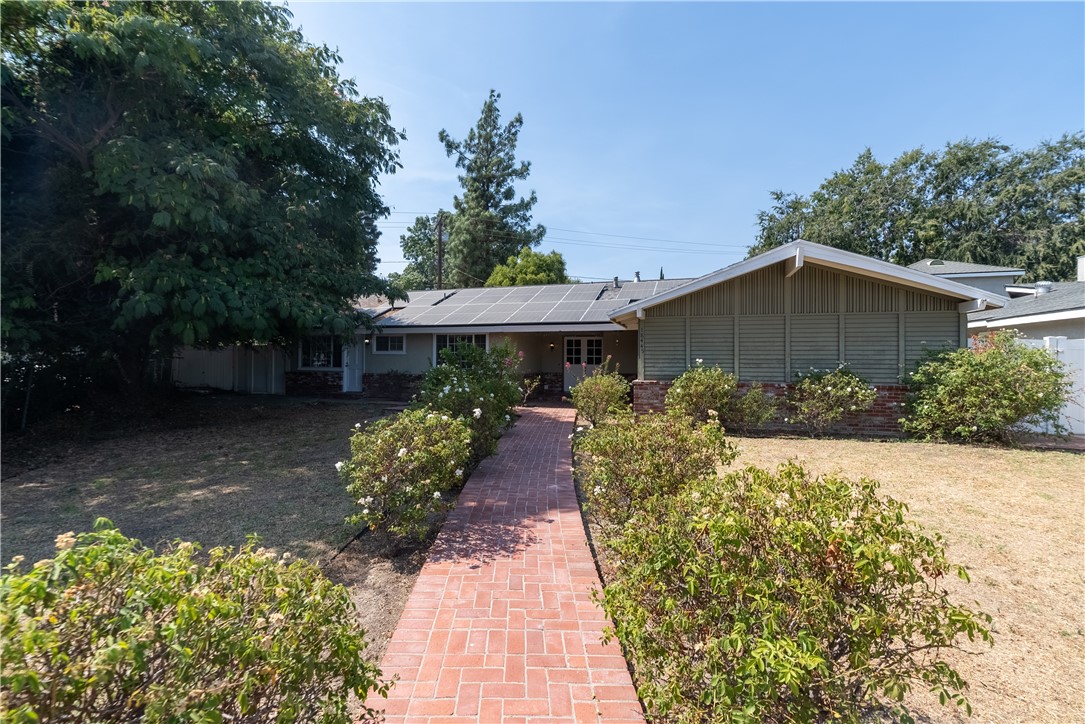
518,350,525,359
565,362,571,369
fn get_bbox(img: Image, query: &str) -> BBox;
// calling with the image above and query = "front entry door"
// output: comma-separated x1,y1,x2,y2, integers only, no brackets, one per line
563,337,604,392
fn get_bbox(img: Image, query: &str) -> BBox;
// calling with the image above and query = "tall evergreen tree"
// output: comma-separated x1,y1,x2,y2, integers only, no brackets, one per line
751,135,1084,281
438,91,544,287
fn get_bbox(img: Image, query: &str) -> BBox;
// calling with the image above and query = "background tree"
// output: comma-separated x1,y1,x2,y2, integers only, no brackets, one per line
438,90,545,287
1,1,402,420
485,248,571,287
387,212,448,291
751,135,1084,281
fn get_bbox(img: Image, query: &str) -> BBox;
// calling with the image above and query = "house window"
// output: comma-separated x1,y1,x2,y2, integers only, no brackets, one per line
299,336,343,369
435,334,487,361
374,335,406,354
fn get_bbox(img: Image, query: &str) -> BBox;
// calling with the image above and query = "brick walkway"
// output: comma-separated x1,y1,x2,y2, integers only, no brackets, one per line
378,405,644,723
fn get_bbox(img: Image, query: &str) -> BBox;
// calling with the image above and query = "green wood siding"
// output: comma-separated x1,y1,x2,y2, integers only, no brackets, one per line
641,317,687,380
638,262,966,384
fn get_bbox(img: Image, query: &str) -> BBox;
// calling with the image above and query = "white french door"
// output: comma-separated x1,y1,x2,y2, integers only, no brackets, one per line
563,337,604,392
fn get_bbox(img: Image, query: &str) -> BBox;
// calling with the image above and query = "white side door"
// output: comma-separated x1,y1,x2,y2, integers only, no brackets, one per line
563,337,604,392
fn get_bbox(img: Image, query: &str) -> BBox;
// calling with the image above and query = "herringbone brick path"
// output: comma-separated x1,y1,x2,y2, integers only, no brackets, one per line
378,405,643,723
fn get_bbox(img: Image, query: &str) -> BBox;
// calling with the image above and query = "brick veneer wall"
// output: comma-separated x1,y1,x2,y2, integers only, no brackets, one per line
632,379,909,437
362,372,422,401
285,370,342,395
535,372,565,400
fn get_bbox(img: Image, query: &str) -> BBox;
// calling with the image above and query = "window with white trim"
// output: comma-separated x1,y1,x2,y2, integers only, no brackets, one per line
435,334,487,362
374,335,406,354
299,336,343,369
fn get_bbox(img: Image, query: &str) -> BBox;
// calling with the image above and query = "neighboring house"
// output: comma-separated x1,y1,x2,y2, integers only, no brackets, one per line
607,241,1002,433
967,259,1085,434
907,258,1023,297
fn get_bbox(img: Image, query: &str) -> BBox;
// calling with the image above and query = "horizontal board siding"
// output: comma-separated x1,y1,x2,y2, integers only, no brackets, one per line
844,314,899,382
738,316,785,381
690,317,735,372
689,282,734,316
791,266,841,314
904,290,958,312
790,315,840,374
904,312,960,370
641,317,688,380
845,276,899,313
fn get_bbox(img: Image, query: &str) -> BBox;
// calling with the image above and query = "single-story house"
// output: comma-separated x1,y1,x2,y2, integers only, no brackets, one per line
966,258,1085,434
174,240,1004,433
907,258,1023,297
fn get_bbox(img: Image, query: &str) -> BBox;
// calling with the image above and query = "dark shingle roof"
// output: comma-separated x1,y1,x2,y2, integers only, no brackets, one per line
909,258,1024,276
970,282,1084,322
367,280,690,328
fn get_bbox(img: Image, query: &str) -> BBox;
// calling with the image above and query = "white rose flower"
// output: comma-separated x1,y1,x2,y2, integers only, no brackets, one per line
398,447,407,457
455,468,464,477
472,408,482,419
334,461,344,472
354,422,362,429
362,508,370,514
433,491,441,499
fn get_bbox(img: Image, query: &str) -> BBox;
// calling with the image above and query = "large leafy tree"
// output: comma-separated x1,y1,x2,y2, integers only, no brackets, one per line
387,212,446,291
751,135,1084,281
438,90,544,287
485,248,570,287
1,1,403,396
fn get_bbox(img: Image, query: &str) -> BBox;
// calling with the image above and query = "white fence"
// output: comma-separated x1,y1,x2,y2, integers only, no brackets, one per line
1023,336,1085,436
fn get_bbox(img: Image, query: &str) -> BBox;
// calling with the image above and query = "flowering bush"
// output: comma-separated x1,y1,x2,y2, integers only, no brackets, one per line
903,330,1070,443
787,365,877,435
419,341,521,458
569,357,630,426
0,520,389,723
341,407,472,540
666,362,779,432
598,463,993,723
576,411,736,535
665,361,738,423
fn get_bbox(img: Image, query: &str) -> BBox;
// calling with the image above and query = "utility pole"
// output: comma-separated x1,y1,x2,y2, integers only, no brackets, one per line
435,212,445,290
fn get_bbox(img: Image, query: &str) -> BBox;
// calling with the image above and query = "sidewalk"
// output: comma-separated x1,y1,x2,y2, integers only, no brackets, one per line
378,405,644,723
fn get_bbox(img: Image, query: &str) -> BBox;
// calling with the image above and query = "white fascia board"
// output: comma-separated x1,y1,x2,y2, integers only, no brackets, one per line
935,270,1025,279
968,308,1085,329
359,323,627,336
607,240,1004,321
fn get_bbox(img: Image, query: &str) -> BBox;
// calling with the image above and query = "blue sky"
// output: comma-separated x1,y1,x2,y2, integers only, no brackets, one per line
287,1,1083,283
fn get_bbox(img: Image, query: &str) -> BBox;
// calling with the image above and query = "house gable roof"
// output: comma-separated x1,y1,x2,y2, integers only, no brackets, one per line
608,240,1006,325
364,279,689,332
908,258,1025,277
969,281,1085,328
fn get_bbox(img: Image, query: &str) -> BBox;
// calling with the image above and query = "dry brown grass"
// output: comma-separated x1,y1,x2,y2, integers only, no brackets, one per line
733,436,1085,723
1,395,425,659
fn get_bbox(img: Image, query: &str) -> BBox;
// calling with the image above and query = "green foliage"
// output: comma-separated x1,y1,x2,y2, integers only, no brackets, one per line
485,248,571,287
577,411,736,535
666,363,779,433
666,362,739,423
388,213,448,291
724,383,779,434
439,90,545,288
902,330,1070,443
787,365,877,436
1,0,402,405
598,464,993,724
341,408,472,540
0,520,388,723
417,341,523,459
752,135,1085,281
569,358,630,426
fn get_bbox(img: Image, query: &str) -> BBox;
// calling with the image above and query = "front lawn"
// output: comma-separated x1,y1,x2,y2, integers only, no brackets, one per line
1,395,425,659
733,436,1083,723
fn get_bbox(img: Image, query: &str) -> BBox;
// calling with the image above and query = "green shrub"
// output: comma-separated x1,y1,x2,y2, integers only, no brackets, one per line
666,362,738,423
0,521,388,723
341,407,472,540
599,463,993,724
903,330,1071,443
666,364,780,433
577,411,736,535
569,357,630,425
722,382,778,434
787,365,877,435
418,341,522,458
